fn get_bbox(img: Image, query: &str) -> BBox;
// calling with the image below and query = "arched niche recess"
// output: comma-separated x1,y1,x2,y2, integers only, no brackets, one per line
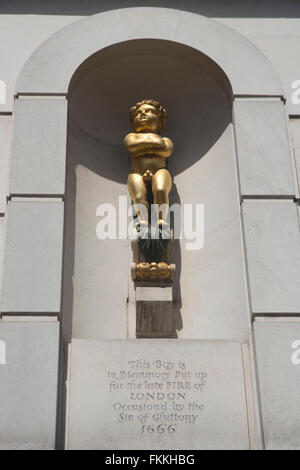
16,8,283,96
9,8,284,342
62,38,251,342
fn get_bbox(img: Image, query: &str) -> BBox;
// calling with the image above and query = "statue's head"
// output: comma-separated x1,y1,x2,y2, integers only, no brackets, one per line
130,99,167,133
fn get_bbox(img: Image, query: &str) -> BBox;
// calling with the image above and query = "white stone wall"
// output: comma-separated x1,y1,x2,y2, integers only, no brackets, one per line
1,1,300,450
0,2,300,113
0,2,300,304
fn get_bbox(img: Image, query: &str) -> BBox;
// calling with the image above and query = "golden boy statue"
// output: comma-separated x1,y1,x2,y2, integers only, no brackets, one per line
125,100,173,229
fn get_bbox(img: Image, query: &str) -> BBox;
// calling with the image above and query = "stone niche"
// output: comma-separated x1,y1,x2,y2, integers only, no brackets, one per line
63,39,250,342
62,39,252,449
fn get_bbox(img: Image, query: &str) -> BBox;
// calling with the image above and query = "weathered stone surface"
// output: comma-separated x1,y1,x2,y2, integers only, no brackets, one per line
136,301,174,338
254,321,300,450
66,339,249,450
242,200,300,313
1,200,64,312
0,321,59,450
136,287,174,337
10,97,67,195
234,100,294,196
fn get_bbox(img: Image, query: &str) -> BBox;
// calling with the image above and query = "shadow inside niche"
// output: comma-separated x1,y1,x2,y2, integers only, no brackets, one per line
61,39,232,342
67,39,232,183
171,182,183,338
56,37,233,447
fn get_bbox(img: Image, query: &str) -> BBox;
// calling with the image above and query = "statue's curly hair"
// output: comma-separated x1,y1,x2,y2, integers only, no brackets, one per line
130,99,167,130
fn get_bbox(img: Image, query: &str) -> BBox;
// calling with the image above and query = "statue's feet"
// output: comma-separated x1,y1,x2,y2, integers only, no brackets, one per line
151,219,170,241
157,219,169,230
135,219,150,232
135,220,151,240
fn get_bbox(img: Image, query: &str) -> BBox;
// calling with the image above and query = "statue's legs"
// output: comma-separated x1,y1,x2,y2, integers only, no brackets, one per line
152,169,172,224
127,172,149,224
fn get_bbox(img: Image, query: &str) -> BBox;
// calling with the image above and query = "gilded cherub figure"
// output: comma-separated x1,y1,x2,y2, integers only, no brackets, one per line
125,99,173,230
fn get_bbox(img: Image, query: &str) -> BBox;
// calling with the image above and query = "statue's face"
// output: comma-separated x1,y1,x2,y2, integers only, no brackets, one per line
133,104,161,133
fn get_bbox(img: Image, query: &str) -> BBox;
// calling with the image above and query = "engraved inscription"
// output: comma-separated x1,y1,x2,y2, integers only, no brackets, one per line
107,359,207,433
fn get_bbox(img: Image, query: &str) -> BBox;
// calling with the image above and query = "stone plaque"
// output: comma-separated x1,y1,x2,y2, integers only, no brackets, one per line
66,339,249,449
